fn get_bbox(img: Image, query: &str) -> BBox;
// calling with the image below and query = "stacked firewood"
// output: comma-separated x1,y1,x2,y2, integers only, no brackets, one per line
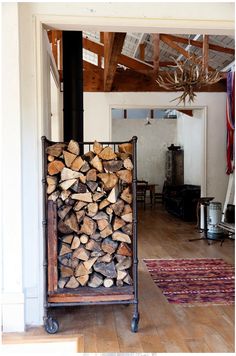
46,139,134,289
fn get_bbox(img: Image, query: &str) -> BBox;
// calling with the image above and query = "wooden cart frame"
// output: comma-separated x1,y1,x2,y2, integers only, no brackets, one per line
41,136,139,333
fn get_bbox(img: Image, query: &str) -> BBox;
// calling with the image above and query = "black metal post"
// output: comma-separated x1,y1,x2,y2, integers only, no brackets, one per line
63,31,83,142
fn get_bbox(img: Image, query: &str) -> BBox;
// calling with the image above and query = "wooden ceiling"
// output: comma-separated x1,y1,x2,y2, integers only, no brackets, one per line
48,31,235,92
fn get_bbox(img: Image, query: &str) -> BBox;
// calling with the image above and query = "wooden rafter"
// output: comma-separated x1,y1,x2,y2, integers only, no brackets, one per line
103,32,126,91
153,34,160,74
202,35,209,71
160,34,234,55
139,43,146,61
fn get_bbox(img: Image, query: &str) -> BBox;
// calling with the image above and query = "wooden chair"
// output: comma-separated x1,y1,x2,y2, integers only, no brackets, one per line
137,180,148,210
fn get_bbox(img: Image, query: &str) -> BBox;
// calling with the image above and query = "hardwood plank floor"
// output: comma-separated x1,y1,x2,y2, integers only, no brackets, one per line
3,205,235,352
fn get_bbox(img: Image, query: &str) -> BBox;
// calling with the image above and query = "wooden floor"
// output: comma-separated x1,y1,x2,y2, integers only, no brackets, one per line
3,205,235,352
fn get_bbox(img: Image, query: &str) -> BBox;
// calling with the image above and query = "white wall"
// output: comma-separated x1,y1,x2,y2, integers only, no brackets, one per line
1,2,232,330
176,112,203,187
84,92,227,204
112,119,177,188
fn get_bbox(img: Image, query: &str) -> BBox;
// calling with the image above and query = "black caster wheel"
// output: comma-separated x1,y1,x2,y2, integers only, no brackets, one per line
131,317,139,333
44,318,59,334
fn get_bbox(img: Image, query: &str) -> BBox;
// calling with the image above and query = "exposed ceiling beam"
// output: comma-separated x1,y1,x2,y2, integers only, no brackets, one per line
139,43,146,61
163,34,235,55
202,35,209,71
176,34,201,61
153,34,160,74
133,33,147,58
104,32,126,91
160,34,196,60
83,37,153,72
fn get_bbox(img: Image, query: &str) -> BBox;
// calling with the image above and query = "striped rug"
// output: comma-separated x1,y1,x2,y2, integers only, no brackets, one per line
143,258,235,305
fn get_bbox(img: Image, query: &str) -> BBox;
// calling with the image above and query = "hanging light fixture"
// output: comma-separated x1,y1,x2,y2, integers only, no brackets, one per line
156,37,222,105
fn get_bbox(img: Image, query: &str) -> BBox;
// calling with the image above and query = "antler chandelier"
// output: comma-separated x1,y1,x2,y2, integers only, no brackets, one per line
156,55,222,105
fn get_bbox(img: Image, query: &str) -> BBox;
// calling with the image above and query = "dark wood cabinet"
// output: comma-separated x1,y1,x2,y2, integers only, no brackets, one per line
165,149,184,185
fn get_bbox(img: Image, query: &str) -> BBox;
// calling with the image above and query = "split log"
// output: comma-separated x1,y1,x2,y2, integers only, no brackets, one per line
70,181,87,193
76,210,85,223
58,277,68,289
59,257,71,266
103,160,123,172
99,199,110,210
103,278,114,288
90,155,103,172
121,187,132,204
91,233,102,241
70,156,85,172
59,178,77,191
71,192,93,203
97,219,109,231
71,235,81,249
80,216,97,235
121,213,132,223
93,192,105,202
94,261,117,278
57,198,64,208
101,237,118,254
100,224,113,238
59,243,72,256
62,234,74,244
71,258,79,268
65,197,75,206
97,173,118,190
63,150,77,168
116,152,130,160
88,272,103,288
86,239,101,252
118,142,133,155
75,263,90,277
86,168,97,182
68,139,80,155
61,167,81,181
117,270,127,280
123,273,133,285
107,185,119,203
77,274,89,286
83,257,98,271
112,231,131,243
58,219,73,234
58,205,72,220
113,217,126,231
80,161,90,173
93,140,103,155
48,160,65,175
60,190,71,201
79,174,86,184
97,253,113,263
60,265,73,277
47,176,57,194
93,211,109,220
117,242,132,256
46,143,66,157
83,151,95,162
91,251,105,257
116,170,132,184
48,190,60,202
65,276,79,288
123,204,132,214
72,246,90,261
116,280,124,287
87,202,98,217
64,212,79,233
80,234,89,244
121,223,133,236
116,257,132,270
106,207,113,216
87,181,98,193
110,199,124,216
48,155,55,162
98,146,117,160
123,158,133,170
73,201,87,212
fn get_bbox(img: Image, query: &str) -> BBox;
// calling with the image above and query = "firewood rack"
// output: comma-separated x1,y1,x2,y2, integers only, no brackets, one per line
42,136,139,333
